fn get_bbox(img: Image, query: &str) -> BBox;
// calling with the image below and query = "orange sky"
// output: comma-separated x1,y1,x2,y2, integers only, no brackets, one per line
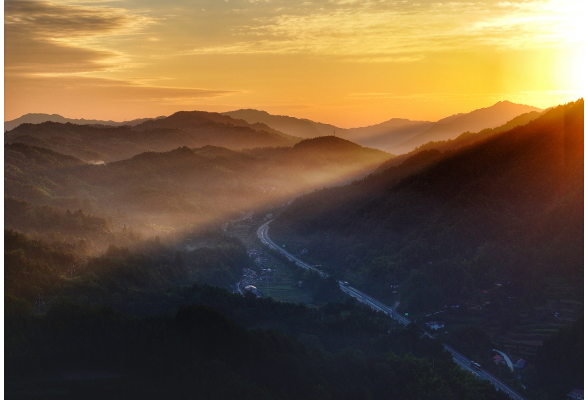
3,0,584,128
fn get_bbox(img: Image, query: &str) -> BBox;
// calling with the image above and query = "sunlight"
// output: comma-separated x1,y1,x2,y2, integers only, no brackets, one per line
552,48,585,94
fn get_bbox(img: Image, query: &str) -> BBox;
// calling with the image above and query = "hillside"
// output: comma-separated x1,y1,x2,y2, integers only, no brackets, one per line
5,136,392,237
5,226,513,400
271,99,583,314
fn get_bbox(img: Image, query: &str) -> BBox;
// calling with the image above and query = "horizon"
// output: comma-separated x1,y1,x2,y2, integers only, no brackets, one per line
4,0,583,128
4,98,561,130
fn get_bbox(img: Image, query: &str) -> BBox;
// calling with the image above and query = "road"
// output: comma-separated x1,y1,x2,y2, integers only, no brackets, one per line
257,219,526,400
257,220,328,278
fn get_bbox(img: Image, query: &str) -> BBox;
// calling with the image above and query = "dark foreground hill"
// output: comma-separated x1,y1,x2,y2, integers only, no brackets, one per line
5,228,512,400
271,99,583,313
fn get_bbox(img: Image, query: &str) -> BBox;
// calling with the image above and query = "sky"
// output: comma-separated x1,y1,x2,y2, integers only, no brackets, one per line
3,0,585,127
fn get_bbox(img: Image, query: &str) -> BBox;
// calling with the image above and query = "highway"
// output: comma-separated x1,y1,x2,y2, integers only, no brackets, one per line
257,219,526,400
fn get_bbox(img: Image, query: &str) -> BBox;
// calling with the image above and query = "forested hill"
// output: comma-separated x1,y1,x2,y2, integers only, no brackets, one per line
287,136,391,163
5,137,392,240
271,99,583,312
5,229,512,400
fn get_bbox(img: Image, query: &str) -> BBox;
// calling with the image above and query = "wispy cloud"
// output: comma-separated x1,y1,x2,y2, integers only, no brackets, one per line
4,0,155,75
185,0,582,58
7,73,243,106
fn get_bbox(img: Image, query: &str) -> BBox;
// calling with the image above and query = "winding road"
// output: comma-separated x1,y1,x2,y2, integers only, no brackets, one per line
257,219,526,400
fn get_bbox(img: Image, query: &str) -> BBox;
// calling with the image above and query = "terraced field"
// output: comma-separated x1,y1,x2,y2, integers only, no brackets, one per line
492,282,583,360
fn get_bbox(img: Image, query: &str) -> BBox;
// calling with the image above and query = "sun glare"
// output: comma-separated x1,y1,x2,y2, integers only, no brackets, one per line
564,46,584,97
551,48,585,94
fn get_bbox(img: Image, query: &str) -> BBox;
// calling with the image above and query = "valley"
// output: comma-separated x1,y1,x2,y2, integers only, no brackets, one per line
4,99,583,400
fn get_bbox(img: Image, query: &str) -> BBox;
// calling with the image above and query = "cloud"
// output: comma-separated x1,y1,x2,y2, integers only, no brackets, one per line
35,75,242,100
185,0,582,58
4,0,155,75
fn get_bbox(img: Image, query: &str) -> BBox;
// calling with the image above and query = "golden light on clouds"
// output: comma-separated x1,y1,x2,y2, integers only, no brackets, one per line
4,0,584,126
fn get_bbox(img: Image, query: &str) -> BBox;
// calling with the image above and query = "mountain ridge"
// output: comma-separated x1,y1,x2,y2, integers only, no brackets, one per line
224,101,543,155
391,100,543,154
4,113,167,132
5,111,303,162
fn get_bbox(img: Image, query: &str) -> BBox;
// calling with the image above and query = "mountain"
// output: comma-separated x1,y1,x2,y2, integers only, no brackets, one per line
4,113,166,131
271,99,583,314
375,110,543,173
223,109,348,138
4,111,303,163
130,110,301,149
389,101,542,154
225,102,541,156
344,102,541,155
4,122,194,163
76,136,390,211
242,136,392,192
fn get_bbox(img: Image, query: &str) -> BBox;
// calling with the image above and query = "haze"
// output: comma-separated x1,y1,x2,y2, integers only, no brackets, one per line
4,0,584,127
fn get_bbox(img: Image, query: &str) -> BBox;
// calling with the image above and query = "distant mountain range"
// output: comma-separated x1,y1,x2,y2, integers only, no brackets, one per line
4,113,167,132
7,101,543,158
375,109,543,172
4,111,302,163
388,101,542,154
224,101,542,154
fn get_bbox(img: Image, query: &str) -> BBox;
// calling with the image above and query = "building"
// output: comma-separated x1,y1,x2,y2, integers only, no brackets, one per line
425,321,445,330
567,389,584,400
492,355,506,365
243,285,262,298
514,358,527,379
